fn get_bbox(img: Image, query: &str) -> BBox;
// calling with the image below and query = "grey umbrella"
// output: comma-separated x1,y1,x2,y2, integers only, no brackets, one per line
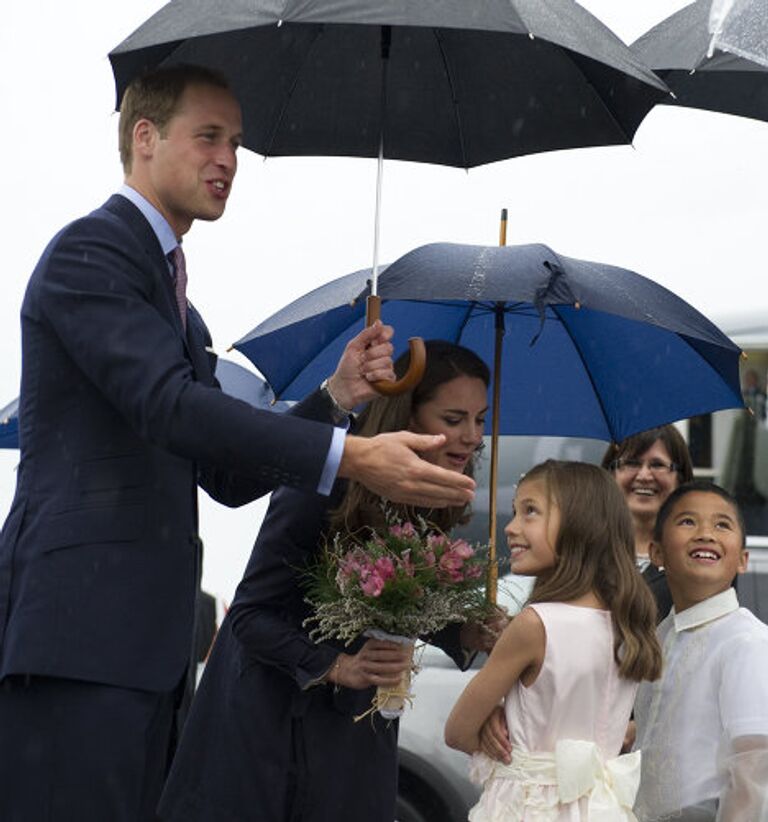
632,0,768,122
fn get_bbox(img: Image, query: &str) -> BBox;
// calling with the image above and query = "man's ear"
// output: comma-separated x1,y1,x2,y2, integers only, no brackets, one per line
133,118,157,160
649,540,664,570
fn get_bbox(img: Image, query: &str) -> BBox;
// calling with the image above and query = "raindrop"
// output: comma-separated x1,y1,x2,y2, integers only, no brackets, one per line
277,19,283,27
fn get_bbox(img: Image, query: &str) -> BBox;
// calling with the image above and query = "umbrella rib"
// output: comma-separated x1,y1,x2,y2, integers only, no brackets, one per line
455,301,479,342
262,26,325,157
431,28,470,169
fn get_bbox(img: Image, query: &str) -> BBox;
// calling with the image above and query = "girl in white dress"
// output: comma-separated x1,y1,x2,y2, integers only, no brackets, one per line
445,460,663,821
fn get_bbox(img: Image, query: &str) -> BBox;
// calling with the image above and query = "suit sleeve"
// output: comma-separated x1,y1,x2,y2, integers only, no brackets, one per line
35,215,334,495
198,388,342,506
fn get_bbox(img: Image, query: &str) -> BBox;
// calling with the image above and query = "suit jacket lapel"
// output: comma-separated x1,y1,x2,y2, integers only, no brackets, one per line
185,303,215,386
102,194,202,360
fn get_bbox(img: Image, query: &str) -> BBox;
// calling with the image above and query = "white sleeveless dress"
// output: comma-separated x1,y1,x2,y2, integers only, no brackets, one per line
468,602,641,821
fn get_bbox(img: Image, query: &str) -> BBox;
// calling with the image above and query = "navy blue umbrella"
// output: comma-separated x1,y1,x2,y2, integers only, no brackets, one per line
0,398,18,450
233,241,744,600
234,242,744,443
0,360,288,451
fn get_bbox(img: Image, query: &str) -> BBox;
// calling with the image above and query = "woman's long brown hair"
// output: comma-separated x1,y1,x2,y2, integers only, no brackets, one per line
525,460,662,682
328,340,490,536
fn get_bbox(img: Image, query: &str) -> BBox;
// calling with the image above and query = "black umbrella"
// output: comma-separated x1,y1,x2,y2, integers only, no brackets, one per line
110,0,668,167
111,0,668,392
632,0,768,122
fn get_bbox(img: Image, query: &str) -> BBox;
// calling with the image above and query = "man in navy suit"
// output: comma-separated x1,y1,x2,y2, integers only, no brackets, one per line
0,65,474,820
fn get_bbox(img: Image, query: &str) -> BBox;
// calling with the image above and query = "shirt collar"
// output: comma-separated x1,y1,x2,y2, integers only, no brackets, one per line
672,587,739,633
118,184,178,257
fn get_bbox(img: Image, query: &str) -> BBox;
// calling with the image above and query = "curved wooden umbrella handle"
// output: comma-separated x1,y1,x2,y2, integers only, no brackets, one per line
366,295,426,396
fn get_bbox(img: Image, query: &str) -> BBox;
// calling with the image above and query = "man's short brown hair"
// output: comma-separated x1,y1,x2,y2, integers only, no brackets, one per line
118,64,232,172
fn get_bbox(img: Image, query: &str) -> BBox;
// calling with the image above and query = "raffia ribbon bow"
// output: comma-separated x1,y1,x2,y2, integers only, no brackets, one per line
555,740,640,820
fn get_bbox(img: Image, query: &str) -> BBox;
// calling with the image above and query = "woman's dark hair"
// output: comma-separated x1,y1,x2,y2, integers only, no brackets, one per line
525,460,662,682
328,340,490,534
601,424,694,484
653,480,746,549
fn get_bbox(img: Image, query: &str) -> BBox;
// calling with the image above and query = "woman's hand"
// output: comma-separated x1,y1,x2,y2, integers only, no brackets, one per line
326,322,395,410
460,608,511,654
479,705,512,764
326,639,412,691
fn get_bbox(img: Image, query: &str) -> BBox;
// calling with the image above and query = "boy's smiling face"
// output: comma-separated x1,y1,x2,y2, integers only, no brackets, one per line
651,490,748,611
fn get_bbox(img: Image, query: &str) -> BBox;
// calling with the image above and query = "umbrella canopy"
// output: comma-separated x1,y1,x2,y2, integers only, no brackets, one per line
632,0,768,122
233,242,745,443
710,0,768,69
110,0,668,168
0,397,18,450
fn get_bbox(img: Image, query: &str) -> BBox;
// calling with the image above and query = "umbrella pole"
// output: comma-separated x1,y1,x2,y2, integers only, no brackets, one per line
365,24,425,397
486,309,504,606
486,208,507,606
371,137,384,296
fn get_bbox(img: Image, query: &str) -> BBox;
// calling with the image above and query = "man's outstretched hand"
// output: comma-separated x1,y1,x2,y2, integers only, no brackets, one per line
339,431,476,508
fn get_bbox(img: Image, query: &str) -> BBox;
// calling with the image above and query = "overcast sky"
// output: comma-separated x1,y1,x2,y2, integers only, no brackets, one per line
2,1,766,599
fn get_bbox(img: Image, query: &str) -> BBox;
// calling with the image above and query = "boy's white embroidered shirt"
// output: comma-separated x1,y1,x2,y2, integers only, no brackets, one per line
633,590,768,821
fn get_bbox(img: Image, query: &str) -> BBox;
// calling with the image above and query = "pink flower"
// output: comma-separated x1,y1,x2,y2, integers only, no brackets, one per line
427,533,451,556
439,552,463,572
399,550,416,577
389,522,417,539
374,557,396,581
465,564,484,580
451,539,474,560
423,550,436,567
361,572,385,597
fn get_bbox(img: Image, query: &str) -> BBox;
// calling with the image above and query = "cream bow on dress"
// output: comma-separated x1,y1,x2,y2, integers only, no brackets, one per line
469,740,641,821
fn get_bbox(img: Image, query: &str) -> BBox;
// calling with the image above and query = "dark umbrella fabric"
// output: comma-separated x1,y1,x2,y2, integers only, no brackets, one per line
632,0,768,122
110,0,668,168
233,242,744,443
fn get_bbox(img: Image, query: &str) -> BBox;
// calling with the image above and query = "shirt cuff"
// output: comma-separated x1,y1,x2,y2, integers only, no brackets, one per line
317,426,347,496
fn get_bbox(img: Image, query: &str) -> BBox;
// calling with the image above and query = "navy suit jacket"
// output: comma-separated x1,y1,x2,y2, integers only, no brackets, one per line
0,194,337,692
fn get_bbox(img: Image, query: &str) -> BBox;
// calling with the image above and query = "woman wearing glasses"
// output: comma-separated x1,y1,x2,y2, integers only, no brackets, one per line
601,425,694,622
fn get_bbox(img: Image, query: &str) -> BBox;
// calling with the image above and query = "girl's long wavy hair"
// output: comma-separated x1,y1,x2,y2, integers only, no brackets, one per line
328,340,490,536
525,460,662,682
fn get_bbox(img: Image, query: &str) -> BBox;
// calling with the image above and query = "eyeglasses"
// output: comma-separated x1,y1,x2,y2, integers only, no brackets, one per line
610,458,678,476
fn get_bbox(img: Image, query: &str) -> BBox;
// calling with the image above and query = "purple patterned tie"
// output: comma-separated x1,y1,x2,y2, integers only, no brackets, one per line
170,245,188,331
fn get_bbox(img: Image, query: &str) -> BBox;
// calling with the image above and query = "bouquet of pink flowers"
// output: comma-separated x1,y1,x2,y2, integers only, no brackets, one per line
303,515,488,646
304,514,488,718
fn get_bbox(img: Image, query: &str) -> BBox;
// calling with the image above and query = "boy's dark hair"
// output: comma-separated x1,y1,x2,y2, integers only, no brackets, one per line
654,480,746,549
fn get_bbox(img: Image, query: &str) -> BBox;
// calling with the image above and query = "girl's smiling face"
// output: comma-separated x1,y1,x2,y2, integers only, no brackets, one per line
504,478,560,577
409,375,487,474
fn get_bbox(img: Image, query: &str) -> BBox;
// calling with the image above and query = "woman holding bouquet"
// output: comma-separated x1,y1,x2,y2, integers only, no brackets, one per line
159,340,500,822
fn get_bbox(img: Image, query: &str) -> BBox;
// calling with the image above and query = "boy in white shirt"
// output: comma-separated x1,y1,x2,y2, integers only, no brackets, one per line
633,481,768,821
